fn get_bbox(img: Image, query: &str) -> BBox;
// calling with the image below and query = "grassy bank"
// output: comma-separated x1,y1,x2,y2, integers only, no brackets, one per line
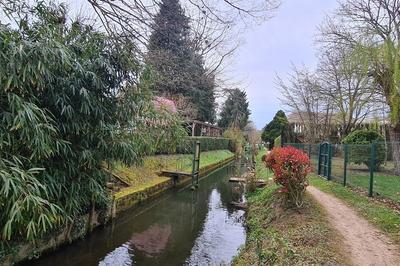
329,157,400,203
234,150,348,265
254,149,273,181
112,149,235,214
309,175,400,243
346,172,400,203
112,150,234,187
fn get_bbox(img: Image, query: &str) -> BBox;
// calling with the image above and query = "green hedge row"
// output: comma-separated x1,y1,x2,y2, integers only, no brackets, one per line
175,137,233,154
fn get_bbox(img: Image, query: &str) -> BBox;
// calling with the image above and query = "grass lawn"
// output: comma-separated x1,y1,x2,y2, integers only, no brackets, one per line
111,150,234,187
309,174,400,243
319,156,400,204
233,187,348,265
233,150,349,265
255,148,273,181
346,172,400,203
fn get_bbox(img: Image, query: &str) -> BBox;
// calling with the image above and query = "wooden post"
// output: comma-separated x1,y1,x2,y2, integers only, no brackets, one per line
191,141,201,189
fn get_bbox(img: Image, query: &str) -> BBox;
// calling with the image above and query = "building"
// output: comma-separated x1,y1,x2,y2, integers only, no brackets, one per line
153,97,222,137
286,111,390,143
185,120,222,137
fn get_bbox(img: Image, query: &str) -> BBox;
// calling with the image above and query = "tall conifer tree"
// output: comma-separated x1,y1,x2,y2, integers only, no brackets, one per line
261,110,288,145
146,0,216,122
218,89,251,130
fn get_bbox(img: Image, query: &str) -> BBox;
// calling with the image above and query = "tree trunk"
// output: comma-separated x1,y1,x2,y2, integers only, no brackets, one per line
389,125,400,175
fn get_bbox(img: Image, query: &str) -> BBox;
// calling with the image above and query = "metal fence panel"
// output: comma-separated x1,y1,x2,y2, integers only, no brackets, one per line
373,142,400,203
284,142,400,204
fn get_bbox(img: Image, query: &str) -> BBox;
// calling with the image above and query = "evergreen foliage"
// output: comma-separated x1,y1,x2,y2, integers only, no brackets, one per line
223,127,246,155
342,130,386,170
342,130,384,144
218,89,251,130
261,110,288,146
146,0,216,123
0,1,183,243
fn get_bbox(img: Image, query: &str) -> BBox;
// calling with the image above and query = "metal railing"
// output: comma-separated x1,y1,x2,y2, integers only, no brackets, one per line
284,142,400,204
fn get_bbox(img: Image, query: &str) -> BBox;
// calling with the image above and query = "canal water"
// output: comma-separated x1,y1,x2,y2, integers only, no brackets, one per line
25,161,247,266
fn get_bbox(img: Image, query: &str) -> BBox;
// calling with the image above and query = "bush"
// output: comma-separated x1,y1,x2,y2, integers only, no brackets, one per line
263,147,311,208
0,2,162,242
342,130,386,170
169,137,231,154
223,127,246,155
274,135,282,148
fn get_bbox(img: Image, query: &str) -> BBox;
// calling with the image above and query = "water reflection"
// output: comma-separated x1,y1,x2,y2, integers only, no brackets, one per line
24,162,246,266
186,189,245,265
99,244,133,266
130,224,172,257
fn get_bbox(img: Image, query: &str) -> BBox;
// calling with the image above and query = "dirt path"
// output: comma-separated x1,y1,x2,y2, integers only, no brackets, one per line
307,186,400,266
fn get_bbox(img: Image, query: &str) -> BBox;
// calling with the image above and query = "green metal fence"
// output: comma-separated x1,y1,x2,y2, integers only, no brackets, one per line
284,142,400,204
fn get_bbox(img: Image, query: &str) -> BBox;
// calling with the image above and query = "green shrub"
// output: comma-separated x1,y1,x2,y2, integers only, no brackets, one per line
274,136,282,148
173,137,232,154
223,127,246,155
342,130,386,170
264,146,311,208
0,2,161,242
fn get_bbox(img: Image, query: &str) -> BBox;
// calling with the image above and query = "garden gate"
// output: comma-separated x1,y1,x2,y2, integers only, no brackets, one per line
318,142,332,180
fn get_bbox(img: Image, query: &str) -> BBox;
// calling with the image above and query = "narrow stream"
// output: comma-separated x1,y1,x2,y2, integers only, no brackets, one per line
24,161,247,266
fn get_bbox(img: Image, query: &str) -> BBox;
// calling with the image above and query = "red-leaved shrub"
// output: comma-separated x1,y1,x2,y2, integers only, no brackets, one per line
263,146,311,207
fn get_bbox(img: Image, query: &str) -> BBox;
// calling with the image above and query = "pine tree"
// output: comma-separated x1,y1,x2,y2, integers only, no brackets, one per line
146,0,216,122
218,89,251,130
189,55,216,123
261,110,288,146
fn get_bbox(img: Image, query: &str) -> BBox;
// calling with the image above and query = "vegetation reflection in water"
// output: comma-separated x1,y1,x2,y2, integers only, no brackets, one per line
25,161,247,266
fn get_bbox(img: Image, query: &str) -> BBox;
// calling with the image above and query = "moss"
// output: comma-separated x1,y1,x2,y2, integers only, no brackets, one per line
114,176,170,200
113,150,235,213
111,150,234,188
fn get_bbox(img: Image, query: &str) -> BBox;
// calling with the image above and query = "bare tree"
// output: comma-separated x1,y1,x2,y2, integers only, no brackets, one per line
86,0,280,81
317,44,378,137
319,0,400,173
171,94,198,120
244,121,262,162
277,66,333,143
278,45,380,143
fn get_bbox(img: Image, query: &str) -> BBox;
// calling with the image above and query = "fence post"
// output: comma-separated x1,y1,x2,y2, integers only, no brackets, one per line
369,142,376,197
317,143,322,175
308,144,312,157
343,144,348,187
327,143,332,181
192,141,201,189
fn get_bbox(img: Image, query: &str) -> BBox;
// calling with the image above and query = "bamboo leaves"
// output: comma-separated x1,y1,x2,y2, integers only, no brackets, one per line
0,1,145,243
0,158,63,241
0,0,185,246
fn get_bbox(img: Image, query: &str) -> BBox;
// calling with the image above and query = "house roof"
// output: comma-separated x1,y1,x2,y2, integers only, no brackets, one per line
287,112,328,124
287,111,389,125
185,120,222,130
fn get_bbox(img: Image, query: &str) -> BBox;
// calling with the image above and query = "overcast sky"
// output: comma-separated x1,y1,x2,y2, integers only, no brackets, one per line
233,0,338,129
67,0,339,129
